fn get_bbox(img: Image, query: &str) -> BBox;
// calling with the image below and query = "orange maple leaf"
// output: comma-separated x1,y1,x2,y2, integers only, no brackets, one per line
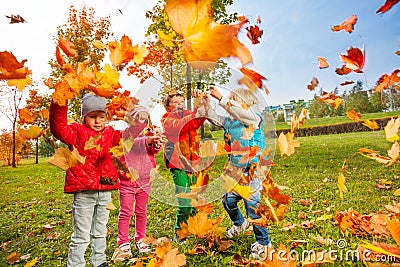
317,56,329,69
91,64,121,98
374,69,400,92
336,46,365,74
307,77,319,91
346,110,361,122
52,80,77,106
331,14,357,33
239,66,268,92
386,217,400,247
58,35,78,58
317,91,344,110
376,0,400,14
165,0,252,65
105,91,132,120
0,51,31,80
108,35,135,67
18,108,36,124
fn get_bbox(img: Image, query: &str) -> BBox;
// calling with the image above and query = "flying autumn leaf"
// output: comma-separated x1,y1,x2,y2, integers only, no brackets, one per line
246,25,263,44
108,35,135,67
239,66,268,92
307,77,319,91
0,51,31,80
165,0,252,65
317,56,329,69
18,108,36,124
47,147,86,170
336,46,365,74
221,172,256,200
346,110,361,122
331,14,357,33
374,69,400,92
18,125,46,140
384,117,400,142
340,80,354,86
58,35,78,58
362,119,379,130
91,64,121,98
92,40,106,50
376,0,400,14
278,132,300,156
317,91,344,110
5,14,26,23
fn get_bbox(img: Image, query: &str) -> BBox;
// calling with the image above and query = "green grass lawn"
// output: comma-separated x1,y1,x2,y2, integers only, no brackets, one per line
0,130,399,266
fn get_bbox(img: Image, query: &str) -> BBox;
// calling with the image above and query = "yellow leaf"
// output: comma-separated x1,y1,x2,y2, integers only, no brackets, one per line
18,125,44,140
84,134,102,151
362,119,379,130
221,173,256,200
360,241,400,259
8,76,31,90
132,44,149,65
24,257,38,267
338,173,347,199
92,40,106,49
106,202,117,211
278,132,300,156
315,214,333,221
47,147,86,170
157,30,175,47
394,189,400,196
384,117,400,142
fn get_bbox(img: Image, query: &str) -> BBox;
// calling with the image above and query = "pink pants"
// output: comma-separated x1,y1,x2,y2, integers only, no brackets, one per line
117,180,150,245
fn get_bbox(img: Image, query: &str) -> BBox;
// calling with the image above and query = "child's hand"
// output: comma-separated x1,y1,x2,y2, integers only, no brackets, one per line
209,86,222,101
192,88,203,98
195,106,206,118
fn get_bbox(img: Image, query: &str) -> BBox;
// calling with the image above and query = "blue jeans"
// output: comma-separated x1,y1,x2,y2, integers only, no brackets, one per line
222,178,270,246
67,191,111,267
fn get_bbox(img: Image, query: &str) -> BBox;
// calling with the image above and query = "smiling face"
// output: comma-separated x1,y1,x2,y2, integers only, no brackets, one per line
84,110,107,132
167,95,185,113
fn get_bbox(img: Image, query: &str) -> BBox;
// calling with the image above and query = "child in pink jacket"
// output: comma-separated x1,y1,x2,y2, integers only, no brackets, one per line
112,105,163,262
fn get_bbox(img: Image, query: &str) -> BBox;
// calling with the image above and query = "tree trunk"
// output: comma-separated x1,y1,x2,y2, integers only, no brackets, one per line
35,138,39,164
12,129,16,168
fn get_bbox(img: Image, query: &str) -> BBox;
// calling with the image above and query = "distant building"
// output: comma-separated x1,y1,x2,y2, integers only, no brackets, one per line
267,99,312,122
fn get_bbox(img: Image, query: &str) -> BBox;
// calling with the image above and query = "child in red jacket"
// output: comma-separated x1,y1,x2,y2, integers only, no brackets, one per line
161,89,206,242
50,93,121,267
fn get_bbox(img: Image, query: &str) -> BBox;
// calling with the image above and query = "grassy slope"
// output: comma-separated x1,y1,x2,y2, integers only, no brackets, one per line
0,130,399,266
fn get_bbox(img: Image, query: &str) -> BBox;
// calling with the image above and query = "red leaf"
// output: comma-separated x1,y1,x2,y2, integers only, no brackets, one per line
376,0,400,14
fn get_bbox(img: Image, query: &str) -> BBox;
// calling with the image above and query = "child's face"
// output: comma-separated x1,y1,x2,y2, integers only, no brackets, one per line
134,111,149,125
84,111,107,132
167,95,185,112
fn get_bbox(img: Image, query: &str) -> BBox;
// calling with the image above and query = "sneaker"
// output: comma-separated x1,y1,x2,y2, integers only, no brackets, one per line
226,220,251,238
174,233,187,244
135,238,151,253
111,244,132,263
250,241,272,260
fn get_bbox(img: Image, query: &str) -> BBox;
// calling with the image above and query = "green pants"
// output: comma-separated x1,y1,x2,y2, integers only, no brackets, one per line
170,168,196,231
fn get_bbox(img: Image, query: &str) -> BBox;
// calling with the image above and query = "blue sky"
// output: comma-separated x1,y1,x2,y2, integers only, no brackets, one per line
0,0,399,129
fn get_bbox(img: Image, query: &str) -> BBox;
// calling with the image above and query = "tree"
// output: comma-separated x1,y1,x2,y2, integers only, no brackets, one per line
49,5,113,120
0,83,25,167
19,88,52,164
369,91,386,112
0,130,23,166
309,96,332,118
344,81,373,113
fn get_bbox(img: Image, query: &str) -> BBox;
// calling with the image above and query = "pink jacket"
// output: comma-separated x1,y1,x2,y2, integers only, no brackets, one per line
119,125,161,187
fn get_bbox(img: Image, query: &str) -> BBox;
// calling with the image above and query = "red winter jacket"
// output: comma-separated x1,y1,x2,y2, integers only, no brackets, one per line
161,108,205,170
49,101,121,193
